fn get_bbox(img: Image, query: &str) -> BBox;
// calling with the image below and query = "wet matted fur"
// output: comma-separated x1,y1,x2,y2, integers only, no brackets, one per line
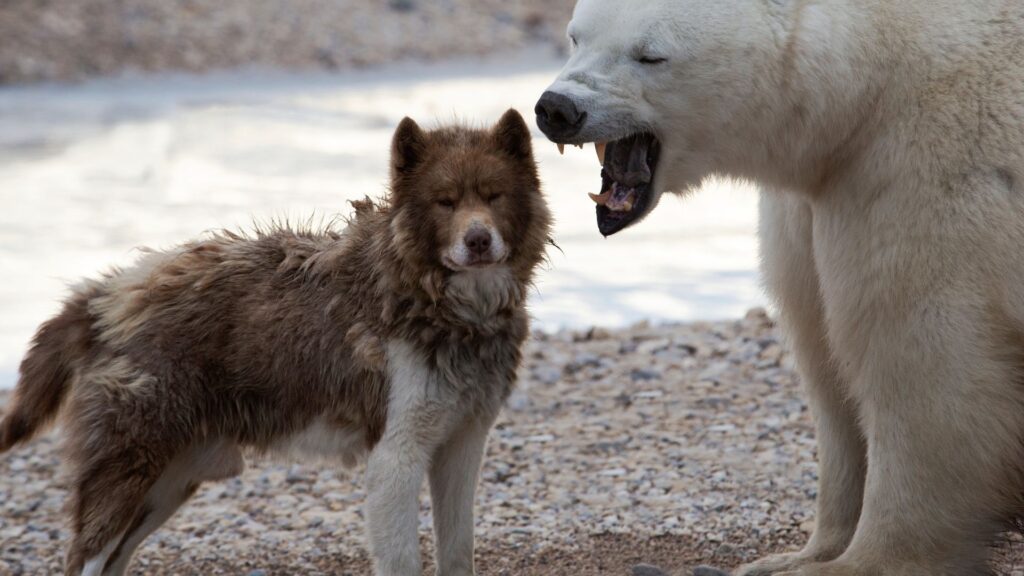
0,108,552,576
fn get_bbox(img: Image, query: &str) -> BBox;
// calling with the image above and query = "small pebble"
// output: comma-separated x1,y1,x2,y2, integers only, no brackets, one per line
632,564,669,576
387,0,416,11
693,566,730,576
630,368,662,381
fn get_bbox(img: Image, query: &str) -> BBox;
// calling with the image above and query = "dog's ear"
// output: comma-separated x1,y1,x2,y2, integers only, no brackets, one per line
391,117,426,179
492,108,533,161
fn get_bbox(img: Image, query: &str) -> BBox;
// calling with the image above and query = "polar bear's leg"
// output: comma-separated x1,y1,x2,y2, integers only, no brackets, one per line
738,193,867,576
775,187,1024,576
815,322,1016,573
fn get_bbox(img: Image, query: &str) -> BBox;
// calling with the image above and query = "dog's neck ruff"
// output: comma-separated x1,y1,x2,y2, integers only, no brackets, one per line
441,267,522,331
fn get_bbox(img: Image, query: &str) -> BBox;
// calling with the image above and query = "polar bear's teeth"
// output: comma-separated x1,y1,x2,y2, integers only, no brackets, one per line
595,142,607,164
557,143,565,155
588,191,611,205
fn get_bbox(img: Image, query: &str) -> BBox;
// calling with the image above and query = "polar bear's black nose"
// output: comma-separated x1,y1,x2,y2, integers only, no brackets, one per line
535,91,586,140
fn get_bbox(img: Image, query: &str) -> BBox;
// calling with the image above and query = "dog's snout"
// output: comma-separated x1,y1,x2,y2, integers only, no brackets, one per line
535,91,585,140
464,228,492,256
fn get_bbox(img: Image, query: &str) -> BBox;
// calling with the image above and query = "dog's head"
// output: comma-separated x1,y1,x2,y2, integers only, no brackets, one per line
387,109,552,286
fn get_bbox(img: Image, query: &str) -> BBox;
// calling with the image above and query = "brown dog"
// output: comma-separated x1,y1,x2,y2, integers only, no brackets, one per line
0,109,552,576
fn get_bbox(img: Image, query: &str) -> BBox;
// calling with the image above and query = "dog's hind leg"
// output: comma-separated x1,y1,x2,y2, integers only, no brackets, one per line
64,449,162,576
101,440,244,576
78,534,125,576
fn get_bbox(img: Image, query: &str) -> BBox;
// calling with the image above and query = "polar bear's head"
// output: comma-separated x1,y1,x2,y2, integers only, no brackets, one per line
535,0,790,236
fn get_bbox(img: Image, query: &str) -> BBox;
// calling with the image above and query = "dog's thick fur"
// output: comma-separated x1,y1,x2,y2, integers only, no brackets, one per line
0,109,552,576
538,1,1024,575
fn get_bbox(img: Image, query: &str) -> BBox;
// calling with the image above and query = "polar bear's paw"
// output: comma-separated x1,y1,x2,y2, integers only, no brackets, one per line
774,562,866,576
736,552,814,576
736,553,800,576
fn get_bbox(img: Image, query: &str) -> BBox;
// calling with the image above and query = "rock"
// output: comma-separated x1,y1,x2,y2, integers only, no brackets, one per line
634,390,664,399
637,338,672,356
693,567,730,576
506,389,533,411
532,365,562,385
574,327,613,342
567,352,602,373
630,368,661,381
387,0,416,11
698,361,730,382
632,564,669,576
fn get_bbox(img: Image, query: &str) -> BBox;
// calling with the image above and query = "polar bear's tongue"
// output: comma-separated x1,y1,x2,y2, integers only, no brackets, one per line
605,134,653,187
589,183,636,212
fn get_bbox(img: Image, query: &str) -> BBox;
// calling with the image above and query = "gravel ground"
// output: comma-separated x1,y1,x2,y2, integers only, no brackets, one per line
0,0,574,85
3,310,1024,574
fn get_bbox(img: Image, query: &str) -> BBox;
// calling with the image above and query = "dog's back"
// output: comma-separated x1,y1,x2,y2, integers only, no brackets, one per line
6,221,391,450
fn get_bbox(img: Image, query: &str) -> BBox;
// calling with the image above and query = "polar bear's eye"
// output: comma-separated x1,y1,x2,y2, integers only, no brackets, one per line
638,56,668,65
570,35,578,48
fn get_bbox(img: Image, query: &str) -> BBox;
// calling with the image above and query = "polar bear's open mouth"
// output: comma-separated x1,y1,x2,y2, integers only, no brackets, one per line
588,133,661,236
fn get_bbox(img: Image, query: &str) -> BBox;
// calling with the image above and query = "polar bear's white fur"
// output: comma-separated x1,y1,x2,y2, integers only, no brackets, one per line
538,1,1024,574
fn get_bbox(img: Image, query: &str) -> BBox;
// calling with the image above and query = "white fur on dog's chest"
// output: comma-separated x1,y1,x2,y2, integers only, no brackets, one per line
387,340,477,416
384,340,508,440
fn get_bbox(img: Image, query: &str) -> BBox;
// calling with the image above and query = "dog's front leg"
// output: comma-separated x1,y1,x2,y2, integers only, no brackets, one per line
429,414,495,576
365,342,453,576
365,427,434,576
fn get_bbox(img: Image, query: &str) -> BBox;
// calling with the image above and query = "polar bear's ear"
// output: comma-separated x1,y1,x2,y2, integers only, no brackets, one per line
492,108,533,161
391,116,426,179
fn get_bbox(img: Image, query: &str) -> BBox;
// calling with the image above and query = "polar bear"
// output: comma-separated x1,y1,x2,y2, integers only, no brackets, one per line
535,1,1024,575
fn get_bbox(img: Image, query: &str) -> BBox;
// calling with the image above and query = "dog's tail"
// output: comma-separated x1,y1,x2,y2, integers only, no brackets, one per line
1,285,97,453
